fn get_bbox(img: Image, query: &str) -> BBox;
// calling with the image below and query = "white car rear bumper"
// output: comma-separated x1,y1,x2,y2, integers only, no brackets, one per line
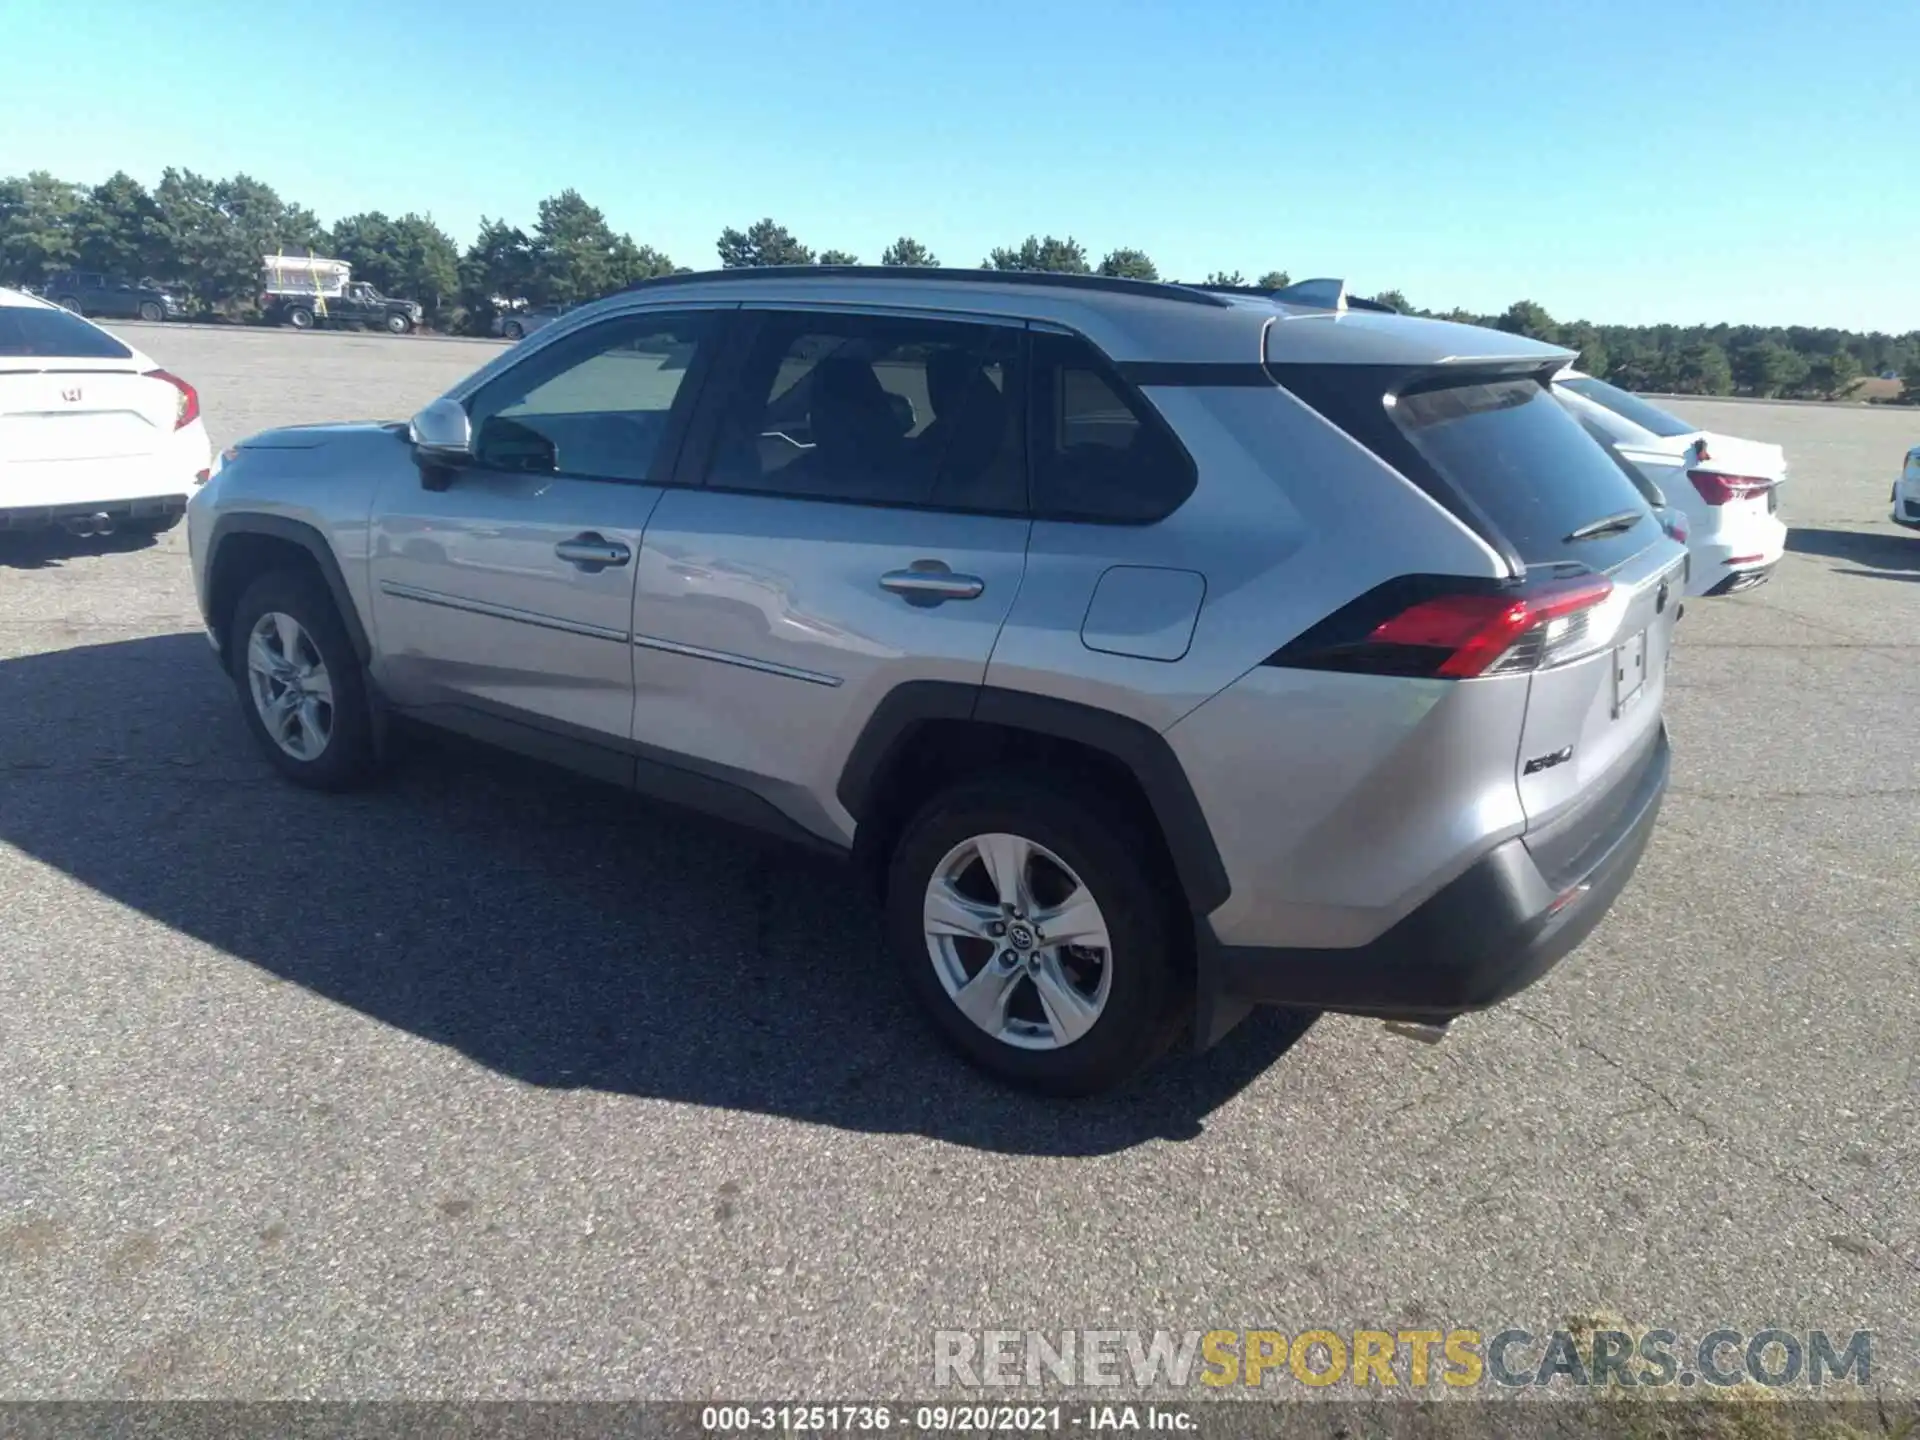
1,455,198,530
1687,509,1788,597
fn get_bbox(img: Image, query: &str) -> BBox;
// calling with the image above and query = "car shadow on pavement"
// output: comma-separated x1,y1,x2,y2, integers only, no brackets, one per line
0,528,164,570
1785,525,1920,580
0,633,1312,1156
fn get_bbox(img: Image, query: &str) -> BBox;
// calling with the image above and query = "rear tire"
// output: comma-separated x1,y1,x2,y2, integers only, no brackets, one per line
228,569,378,791
137,301,164,323
885,773,1186,1096
285,306,314,330
56,295,82,313
502,320,525,340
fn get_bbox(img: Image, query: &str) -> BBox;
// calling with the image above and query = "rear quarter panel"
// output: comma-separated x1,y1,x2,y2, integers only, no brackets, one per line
983,383,1512,732
1168,667,1534,948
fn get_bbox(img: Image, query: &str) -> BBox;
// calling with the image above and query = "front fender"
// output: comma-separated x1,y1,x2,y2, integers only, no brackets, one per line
193,424,410,662
203,513,372,664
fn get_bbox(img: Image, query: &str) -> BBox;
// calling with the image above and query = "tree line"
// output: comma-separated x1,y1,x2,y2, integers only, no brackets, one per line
3,168,1914,402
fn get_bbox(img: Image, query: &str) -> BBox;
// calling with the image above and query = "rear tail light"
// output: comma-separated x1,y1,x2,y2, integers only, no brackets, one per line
144,368,199,430
1268,573,1616,680
1687,469,1773,506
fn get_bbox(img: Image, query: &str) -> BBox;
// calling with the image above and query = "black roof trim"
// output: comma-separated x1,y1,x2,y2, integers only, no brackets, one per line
621,266,1232,308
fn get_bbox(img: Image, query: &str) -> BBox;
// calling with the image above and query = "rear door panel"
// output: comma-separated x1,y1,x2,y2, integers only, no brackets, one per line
626,305,1033,844
629,494,1028,838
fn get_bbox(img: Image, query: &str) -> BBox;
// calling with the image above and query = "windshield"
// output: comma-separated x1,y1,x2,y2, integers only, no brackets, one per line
1560,376,1697,439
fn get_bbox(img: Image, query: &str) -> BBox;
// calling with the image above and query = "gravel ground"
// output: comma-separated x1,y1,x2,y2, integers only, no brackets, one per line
0,325,1914,1401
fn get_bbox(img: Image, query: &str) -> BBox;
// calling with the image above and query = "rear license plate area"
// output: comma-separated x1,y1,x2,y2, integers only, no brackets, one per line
1613,630,1647,716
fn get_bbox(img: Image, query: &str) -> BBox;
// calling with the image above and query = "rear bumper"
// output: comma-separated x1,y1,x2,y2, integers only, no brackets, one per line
1703,560,1777,596
1686,515,1786,597
0,493,188,531
1198,725,1669,1035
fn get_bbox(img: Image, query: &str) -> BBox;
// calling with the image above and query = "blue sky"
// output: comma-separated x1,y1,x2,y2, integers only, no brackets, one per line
5,0,1913,331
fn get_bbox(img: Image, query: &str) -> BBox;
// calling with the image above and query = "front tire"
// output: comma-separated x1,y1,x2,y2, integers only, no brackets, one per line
385,312,410,334
228,569,377,790
56,295,82,313
502,320,525,340
886,774,1186,1096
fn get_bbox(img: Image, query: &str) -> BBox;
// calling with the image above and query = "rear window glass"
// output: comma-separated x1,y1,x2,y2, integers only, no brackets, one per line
0,306,132,359
1559,376,1696,439
1395,377,1656,570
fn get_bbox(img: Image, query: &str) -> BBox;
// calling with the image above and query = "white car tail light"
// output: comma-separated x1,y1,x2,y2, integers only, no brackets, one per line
144,369,199,430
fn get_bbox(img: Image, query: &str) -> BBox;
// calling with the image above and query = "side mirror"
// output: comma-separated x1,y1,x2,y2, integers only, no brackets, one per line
409,399,471,490
409,398,472,459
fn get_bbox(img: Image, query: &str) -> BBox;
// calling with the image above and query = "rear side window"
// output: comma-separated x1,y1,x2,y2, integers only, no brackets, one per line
1559,375,1696,439
1030,332,1195,523
1394,377,1656,571
0,306,132,359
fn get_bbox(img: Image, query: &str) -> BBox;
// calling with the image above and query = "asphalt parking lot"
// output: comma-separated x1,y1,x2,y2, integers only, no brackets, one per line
1,324,1915,1399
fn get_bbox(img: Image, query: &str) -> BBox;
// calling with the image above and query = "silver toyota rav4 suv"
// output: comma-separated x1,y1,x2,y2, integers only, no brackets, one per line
188,268,1683,1096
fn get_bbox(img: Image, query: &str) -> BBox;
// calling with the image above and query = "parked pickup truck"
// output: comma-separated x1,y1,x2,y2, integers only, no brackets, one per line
264,280,422,333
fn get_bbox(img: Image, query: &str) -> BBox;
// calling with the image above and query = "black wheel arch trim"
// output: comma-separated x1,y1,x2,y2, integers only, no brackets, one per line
836,680,1232,917
205,513,373,666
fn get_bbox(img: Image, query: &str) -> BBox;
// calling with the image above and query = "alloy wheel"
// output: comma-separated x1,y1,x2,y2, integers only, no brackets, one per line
923,831,1113,1051
245,611,334,761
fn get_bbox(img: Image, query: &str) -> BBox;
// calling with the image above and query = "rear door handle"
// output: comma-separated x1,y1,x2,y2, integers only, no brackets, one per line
880,563,985,605
555,532,631,569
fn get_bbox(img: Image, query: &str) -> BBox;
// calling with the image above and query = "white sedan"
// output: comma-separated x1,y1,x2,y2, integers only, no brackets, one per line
1554,369,1787,596
1,286,210,537
1893,445,1920,533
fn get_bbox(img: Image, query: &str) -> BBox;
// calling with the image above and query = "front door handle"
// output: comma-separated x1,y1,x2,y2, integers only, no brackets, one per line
879,562,986,606
555,532,631,570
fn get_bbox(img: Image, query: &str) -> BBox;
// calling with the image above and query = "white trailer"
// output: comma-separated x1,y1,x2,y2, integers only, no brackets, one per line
262,254,351,299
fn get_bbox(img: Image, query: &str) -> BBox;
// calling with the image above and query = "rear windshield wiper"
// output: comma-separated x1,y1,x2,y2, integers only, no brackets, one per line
1563,509,1643,542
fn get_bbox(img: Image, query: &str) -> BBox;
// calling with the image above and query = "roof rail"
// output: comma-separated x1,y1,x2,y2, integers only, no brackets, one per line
619,265,1232,308
1186,277,1398,314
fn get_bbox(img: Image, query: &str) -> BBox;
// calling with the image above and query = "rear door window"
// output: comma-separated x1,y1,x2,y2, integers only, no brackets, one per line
700,310,1027,513
1394,376,1657,572
0,307,132,359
